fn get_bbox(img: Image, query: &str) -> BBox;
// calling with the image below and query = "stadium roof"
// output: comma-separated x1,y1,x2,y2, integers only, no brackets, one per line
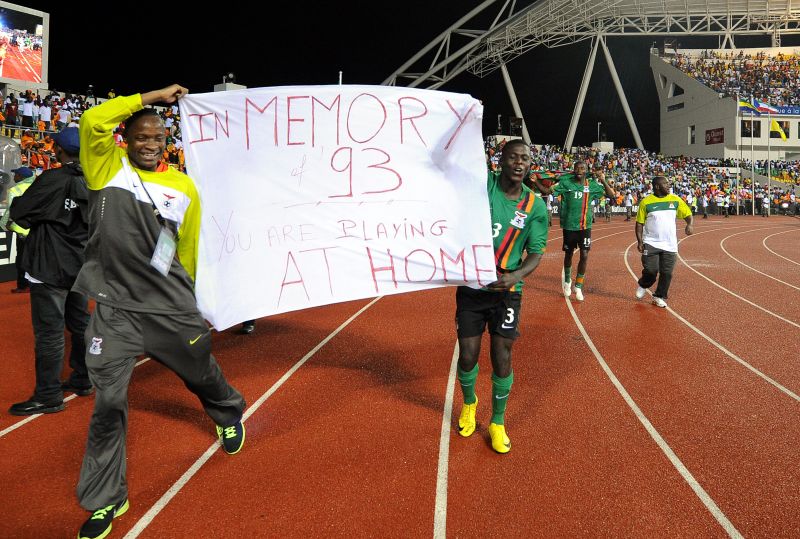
385,0,800,89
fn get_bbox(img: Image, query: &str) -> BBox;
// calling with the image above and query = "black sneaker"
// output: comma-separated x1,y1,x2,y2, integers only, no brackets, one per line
216,421,245,455
62,380,94,397
78,499,129,539
8,399,65,416
239,320,255,334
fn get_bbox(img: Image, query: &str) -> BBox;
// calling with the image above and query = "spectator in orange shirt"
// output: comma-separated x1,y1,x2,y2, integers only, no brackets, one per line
20,130,35,150
41,135,54,152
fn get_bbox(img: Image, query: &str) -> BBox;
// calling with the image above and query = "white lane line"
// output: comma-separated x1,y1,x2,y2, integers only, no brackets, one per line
124,298,382,538
433,342,459,539
677,228,800,329
720,229,800,291
0,357,151,439
763,230,800,266
562,274,743,538
432,227,632,535
623,242,800,403
544,219,732,247
430,226,631,535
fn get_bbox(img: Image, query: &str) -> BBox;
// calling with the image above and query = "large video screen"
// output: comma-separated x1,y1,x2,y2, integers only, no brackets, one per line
0,2,47,86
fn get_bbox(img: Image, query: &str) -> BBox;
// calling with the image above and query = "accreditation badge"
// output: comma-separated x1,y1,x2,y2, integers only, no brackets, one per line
150,228,177,277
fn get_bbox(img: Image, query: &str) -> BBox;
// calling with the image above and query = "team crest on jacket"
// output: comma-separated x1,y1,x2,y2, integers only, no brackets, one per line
510,210,528,229
89,337,103,355
163,193,176,208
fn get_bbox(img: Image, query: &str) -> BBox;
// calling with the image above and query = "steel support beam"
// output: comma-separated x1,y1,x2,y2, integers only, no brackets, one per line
499,62,531,143
599,35,644,150
565,36,600,151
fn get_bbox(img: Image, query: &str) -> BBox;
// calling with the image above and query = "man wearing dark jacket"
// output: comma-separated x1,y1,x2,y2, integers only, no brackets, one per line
8,127,92,415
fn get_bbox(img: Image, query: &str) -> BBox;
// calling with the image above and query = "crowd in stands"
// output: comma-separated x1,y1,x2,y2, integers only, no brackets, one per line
1,84,797,215
486,139,799,215
0,89,185,173
669,49,800,106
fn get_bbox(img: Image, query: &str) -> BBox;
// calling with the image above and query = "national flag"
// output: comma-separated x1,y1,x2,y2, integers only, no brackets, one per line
770,120,787,141
753,98,779,114
737,100,760,115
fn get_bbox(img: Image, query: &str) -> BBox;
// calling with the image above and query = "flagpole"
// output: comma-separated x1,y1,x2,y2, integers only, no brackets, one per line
736,93,741,215
750,99,755,216
767,110,771,217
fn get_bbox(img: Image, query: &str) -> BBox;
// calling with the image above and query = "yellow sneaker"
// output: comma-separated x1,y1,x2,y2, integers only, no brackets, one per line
458,397,478,437
488,422,511,454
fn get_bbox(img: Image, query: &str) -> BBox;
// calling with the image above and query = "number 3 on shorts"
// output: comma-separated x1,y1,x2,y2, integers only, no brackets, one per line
504,307,515,324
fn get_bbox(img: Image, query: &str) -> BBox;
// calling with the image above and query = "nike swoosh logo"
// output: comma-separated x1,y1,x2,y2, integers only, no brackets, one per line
495,394,509,400
189,334,203,345
500,324,514,329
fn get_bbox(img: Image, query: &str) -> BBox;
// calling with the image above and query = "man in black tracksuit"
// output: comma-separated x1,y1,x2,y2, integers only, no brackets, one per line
72,86,245,539
8,127,93,415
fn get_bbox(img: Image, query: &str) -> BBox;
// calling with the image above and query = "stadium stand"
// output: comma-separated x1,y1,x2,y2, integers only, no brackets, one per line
669,49,800,106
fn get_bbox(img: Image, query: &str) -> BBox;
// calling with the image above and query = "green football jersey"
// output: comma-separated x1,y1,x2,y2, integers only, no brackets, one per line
552,173,606,231
487,172,549,292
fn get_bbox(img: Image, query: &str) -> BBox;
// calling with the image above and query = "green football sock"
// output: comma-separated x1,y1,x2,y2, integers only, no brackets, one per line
491,371,514,425
575,273,585,289
564,267,572,283
457,363,479,405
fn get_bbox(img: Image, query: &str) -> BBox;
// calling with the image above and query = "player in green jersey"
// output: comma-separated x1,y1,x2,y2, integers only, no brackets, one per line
541,162,615,301
455,139,549,454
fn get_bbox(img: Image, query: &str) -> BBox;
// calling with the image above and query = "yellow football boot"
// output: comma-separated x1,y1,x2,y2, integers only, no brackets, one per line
458,397,478,437
488,422,511,454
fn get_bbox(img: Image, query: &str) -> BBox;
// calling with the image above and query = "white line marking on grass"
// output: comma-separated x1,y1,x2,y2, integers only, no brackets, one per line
433,342,459,539
124,298,382,538
623,243,800,403
720,229,800,291
763,229,800,266
677,228,800,329
0,357,151,439
562,278,744,538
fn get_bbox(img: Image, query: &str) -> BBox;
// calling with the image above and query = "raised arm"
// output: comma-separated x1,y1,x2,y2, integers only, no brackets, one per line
595,170,617,198
140,84,189,106
526,175,553,195
79,84,188,190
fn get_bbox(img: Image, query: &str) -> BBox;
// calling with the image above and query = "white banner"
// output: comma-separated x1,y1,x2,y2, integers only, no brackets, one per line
181,85,493,330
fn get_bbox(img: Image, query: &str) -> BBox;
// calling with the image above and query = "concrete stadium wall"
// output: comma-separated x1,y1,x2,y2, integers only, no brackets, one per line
650,49,800,161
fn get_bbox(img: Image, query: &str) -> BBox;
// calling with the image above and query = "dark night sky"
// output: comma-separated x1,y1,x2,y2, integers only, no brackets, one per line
16,0,800,151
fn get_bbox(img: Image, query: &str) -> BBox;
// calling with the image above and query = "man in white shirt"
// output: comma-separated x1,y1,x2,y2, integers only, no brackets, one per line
56,107,71,130
624,191,633,221
21,95,34,128
635,176,694,308
39,102,52,130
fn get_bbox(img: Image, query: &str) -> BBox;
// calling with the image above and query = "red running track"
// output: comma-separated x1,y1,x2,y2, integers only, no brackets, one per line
1,45,42,84
0,215,798,538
